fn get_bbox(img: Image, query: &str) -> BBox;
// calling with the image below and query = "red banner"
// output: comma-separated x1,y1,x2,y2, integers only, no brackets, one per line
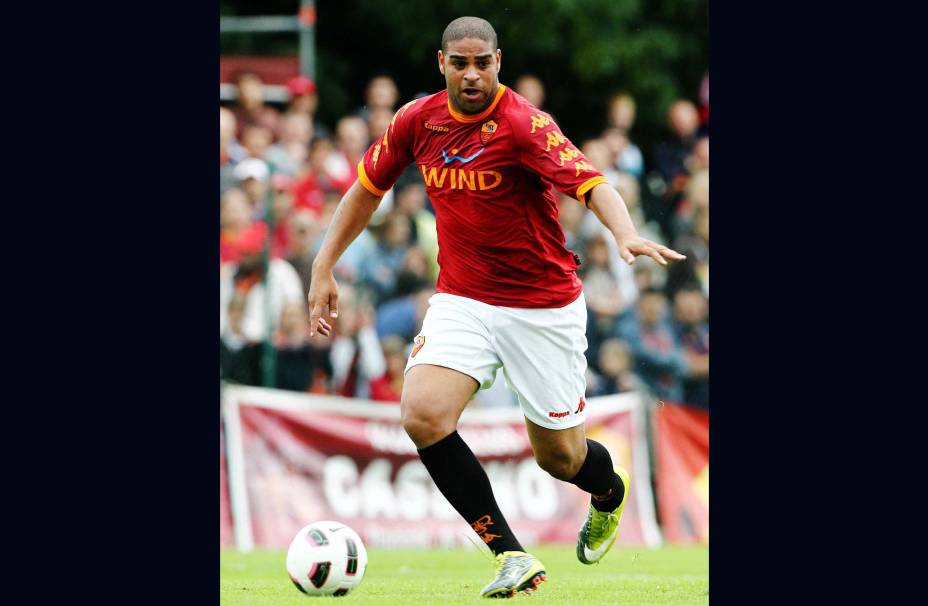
654,403,709,543
220,424,234,547
222,386,660,550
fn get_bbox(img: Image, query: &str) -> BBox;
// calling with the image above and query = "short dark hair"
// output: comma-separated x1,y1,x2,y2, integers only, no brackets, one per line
441,16,497,52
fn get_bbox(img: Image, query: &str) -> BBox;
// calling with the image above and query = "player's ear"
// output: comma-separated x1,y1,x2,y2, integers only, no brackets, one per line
496,49,502,73
437,50,445,75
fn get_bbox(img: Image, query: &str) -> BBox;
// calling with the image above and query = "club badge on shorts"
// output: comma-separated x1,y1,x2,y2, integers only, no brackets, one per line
411,335,426,357
480,120,498,145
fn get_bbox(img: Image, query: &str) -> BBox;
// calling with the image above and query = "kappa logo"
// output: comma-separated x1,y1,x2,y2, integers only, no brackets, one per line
548,410,570,418
471,514,502,544
411,335,426,357
424,121,449,133
480,119,498,145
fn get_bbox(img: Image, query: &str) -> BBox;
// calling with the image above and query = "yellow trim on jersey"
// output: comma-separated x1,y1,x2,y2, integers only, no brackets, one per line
577,176,608,207
357,162,387,197
447,84,507,123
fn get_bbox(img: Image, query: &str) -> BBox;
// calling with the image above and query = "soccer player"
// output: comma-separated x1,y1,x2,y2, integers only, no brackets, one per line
308,16,685,598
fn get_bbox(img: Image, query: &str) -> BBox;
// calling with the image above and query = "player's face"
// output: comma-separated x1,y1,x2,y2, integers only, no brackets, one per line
438,38,501,114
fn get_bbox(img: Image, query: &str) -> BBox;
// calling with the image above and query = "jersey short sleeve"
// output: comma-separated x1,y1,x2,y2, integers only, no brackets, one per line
511,110,608,207
357,99,420,196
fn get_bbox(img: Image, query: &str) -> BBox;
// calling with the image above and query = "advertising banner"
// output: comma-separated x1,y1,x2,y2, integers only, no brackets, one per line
654,403,709,543
220,424,234,547
221,385,661,551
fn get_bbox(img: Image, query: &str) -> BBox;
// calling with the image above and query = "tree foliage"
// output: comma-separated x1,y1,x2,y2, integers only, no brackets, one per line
221,0,707,157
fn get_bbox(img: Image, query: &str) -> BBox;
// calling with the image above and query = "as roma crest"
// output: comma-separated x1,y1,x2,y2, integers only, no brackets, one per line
411,335,426,357
480,120,498,145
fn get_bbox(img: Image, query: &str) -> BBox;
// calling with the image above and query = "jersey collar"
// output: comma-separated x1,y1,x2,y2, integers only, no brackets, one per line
447,84,507,123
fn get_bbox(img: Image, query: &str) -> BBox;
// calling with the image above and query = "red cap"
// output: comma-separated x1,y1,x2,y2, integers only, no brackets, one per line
235,222,269,255
287,75,317,97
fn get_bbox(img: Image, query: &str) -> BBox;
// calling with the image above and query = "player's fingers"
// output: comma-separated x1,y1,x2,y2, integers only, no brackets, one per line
647,247,668,266
317,318,332,337
620,247,636,265
309,300,323,337
328,292,339,318
658,245,687,260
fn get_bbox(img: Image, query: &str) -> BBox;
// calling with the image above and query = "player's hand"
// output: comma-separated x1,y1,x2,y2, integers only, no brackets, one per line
308,270,339,338
618,236,686,267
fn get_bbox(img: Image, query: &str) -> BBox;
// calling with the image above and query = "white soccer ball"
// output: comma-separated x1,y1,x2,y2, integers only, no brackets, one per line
286,521,368,597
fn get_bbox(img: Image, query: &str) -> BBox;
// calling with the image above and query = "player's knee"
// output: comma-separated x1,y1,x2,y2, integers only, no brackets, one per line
401,394,455,448
535,448,584,481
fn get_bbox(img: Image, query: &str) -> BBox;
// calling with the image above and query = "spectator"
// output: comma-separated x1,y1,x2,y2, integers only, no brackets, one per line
286,74,331,140
367,106,394,145
514,74,545,109
220,188,260,264
329,284,386,399
652,99,701,238
285,209,321,295
219,223,304,343
580,138,621,186
667,205,709,299
274,301,333,392
654,99,700,188
220,294,263,385
361,75,400,117
605,93,645,177
233,158,271,215
368,335,408,403
580,233,634,367
392,180,439,280
622,288,687,402
231,71,280,139
220,107,246,193
558,192,589,253
358,211,413,304
698,71,709,134
375,284,433,342
265,112,313,176
588,338,641,397
673,287,709,409
325,116,370,194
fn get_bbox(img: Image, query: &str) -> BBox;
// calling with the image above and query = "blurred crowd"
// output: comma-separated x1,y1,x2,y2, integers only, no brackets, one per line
220,70,709,409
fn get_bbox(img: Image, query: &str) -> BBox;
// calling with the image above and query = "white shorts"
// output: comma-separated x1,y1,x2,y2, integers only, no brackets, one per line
405,292,589,430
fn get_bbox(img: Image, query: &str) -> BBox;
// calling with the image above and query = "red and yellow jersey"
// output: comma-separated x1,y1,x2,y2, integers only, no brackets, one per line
358,84,607,308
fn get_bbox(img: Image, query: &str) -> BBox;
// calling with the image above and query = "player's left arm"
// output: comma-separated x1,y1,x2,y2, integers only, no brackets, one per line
586,183,686,267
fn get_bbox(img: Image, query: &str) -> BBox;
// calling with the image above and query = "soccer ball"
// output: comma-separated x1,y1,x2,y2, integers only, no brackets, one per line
286,521,368,597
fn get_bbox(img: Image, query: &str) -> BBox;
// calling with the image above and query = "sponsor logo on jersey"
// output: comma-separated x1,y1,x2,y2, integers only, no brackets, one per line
419,165,502,191
424,122,450,133
411,335,426,357
480,119,498,145
548,410,570,418
441,146,485,164
575,397,586,414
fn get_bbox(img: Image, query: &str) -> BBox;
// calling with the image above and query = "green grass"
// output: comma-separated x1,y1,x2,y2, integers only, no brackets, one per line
221,545,708,605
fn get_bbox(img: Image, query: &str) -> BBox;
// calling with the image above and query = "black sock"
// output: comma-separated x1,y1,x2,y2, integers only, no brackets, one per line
569,439,626,512
417,431,523,555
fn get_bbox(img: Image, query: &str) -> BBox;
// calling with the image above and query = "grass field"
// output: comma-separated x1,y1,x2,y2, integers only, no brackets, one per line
221,545,708,605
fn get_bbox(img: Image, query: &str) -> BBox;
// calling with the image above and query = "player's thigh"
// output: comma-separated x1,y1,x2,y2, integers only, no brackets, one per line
494,294,589,430
401,364,478,447
524,417,588,480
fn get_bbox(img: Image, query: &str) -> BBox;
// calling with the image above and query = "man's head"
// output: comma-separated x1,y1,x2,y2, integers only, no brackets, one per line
236,71,264,110
438,17,501,115
365,75,399,111
668,100,700,140
515,74,545,108
674,287,708,327
637,288,668,327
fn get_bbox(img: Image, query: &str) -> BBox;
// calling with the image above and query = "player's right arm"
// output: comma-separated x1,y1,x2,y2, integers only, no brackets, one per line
308,181,384,337
308,98,420,337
